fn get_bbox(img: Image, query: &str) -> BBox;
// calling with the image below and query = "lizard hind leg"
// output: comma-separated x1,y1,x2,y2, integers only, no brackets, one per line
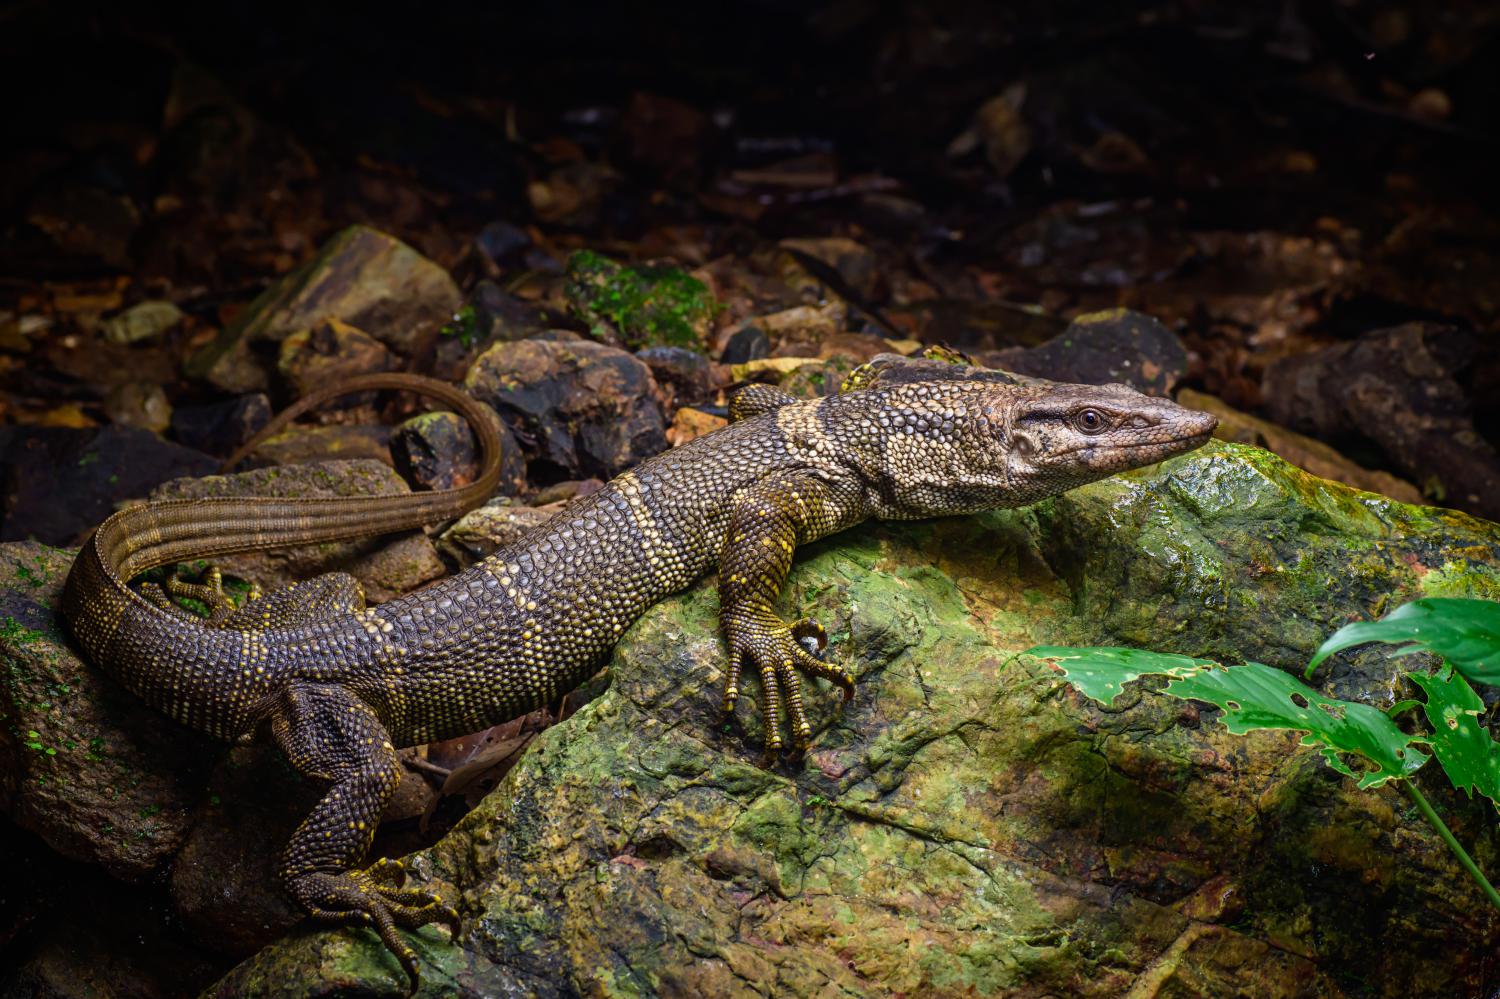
163,563,258,623
211,572,365,630
271,683,459,994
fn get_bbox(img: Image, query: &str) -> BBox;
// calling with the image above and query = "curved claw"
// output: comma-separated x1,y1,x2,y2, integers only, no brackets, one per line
292,865,461,995
723,612,855,754
789,617,828,658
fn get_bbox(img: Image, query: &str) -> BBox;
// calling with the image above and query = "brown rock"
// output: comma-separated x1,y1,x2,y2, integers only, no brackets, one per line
666,407,728,447
0,543,215,881
276,317,397,401
437,499,565,569
987,308,1187,396
465,337,666,481
170,393,272,458
1178,389,1423,504
390,408,526,496
755,300,846,352
186,225,461,392
103,381,173,433
1263,323,1500,519
248,423,394,467
168,746,312,956
0,425,218,546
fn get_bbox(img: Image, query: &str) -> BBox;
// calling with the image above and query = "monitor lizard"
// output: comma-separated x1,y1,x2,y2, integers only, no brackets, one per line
61,368,1217,991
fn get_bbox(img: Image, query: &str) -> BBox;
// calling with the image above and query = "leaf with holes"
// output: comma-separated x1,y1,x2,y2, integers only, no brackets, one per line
1028,646,1430,788
1165,662,1429,789
1308,598,1500,686
1407,669,1500,807
1025,645,1216,707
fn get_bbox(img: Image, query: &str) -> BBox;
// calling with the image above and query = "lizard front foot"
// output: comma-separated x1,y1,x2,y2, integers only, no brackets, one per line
291,857,460,994
723,611,854,753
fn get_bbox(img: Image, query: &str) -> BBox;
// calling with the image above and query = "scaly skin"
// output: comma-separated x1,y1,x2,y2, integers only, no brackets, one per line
62,370,1216,991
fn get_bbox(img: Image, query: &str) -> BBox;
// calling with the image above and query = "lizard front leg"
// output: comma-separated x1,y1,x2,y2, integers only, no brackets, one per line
270,682,459,993
719,471,861,753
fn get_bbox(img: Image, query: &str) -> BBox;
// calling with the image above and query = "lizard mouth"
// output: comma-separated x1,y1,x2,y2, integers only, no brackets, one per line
1053,429,1215,459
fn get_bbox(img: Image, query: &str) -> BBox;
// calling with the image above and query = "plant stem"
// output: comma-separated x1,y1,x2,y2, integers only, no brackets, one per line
1403,779,1500,913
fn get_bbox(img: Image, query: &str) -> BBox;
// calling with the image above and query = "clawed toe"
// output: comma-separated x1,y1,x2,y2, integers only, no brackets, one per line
722,612,856,755
161,563,257,621
789,617,828,658
293,865,460,994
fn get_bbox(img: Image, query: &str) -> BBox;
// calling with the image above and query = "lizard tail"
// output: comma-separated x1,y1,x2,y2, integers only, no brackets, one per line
62,374,506,737
85,373,503,580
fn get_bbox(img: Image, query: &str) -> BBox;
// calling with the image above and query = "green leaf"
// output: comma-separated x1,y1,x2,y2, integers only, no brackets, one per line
1025,646,1215,707
1028,646,1429,789
1307,598,1500,686
1407,669,1500,806
1166,662,1428,789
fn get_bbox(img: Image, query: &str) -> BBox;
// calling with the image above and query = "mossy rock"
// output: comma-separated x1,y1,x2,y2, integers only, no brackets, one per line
564,250,715,351
214,442,1500,997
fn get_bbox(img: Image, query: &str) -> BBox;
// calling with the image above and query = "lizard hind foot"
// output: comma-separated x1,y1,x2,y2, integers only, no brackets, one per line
164,563,254,622
296,866,461,995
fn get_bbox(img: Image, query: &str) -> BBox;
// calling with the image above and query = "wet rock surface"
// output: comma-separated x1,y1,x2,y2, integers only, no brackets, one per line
216,443,1500,998
1181,388,1423,504
465,336,667,481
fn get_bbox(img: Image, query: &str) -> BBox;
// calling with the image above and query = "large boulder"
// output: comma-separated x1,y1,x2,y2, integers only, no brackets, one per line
148,460,447,604
186,225,461,392
213,442,1500,997
0,542,217,880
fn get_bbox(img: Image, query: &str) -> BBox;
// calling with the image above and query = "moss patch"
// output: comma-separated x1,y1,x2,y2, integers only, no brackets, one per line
564,250,716,350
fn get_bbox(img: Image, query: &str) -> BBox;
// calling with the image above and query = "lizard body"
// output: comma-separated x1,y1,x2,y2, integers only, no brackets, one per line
62,369,1216,989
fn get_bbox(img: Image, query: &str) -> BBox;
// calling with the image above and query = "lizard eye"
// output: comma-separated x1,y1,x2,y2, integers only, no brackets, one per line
1074,409,1108,435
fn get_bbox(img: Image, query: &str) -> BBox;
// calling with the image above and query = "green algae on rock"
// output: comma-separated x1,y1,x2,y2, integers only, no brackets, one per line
564,250,716,350
213,441,1500,998
0,543,216,880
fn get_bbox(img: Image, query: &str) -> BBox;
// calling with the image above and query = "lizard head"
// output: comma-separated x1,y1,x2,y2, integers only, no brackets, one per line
840,377,1217,519
994,381,1218,503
